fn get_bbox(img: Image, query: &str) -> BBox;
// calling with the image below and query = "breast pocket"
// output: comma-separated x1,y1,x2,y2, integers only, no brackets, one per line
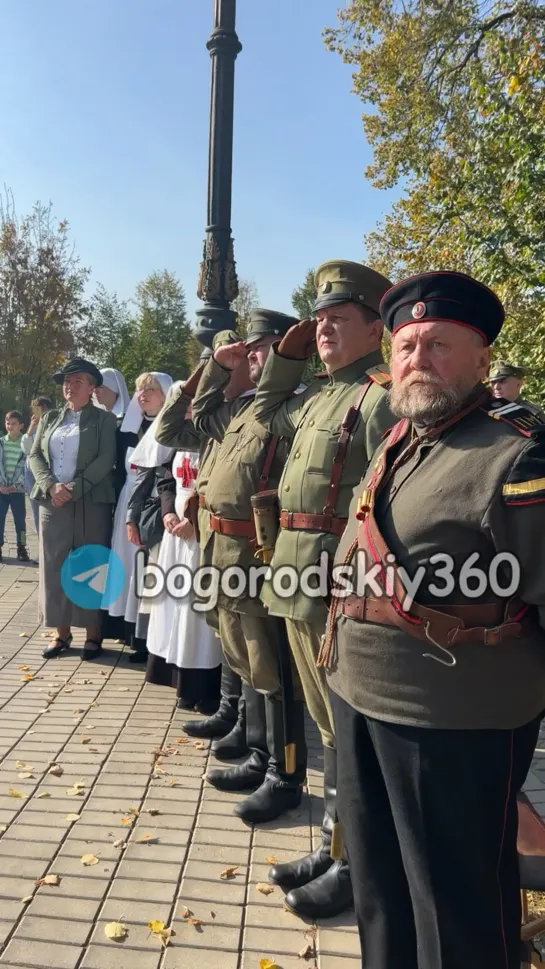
305,420,339,475
222,420,269,467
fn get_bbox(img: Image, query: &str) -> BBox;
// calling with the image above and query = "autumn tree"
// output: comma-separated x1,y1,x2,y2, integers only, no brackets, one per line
89,285,133,372
0,192,92,415
326,0,545,402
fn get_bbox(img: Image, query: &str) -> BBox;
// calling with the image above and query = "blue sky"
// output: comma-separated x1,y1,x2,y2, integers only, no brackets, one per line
0,0,399,319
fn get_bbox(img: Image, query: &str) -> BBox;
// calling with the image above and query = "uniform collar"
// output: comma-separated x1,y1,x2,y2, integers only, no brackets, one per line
326,348,384,385
411,382,488,438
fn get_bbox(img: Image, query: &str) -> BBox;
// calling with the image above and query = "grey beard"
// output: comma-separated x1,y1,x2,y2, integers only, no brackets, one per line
389,383,464,426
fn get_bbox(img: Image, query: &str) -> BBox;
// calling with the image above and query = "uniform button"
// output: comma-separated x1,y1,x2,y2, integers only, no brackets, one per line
326,390,334,397
284,485,291,493
308,419,315,427
294,451,301,459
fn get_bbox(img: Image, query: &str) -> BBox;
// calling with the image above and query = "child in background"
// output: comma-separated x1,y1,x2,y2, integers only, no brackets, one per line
0,411,29,562
21,396,53,534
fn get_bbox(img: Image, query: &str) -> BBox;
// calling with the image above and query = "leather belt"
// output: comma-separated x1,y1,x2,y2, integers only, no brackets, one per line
339,594,530,647
280,510,347,538
198,495,207,509
210,515,256,539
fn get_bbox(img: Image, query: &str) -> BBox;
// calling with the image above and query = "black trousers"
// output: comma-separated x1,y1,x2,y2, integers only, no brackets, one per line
330,689,541,969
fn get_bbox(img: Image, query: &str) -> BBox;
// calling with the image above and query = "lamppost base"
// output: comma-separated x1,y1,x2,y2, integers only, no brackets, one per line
195,305,239,348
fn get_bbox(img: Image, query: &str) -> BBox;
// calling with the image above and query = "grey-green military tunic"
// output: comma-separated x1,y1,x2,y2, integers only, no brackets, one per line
192,358,293,696
253,346,394,744
328,391,545,730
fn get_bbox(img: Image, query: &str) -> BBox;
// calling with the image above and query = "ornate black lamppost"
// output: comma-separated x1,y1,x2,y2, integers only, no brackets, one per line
195,0,242,347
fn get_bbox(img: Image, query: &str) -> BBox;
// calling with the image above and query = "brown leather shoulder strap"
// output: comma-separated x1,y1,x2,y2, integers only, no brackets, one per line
258,434,280,493
323,379,375,516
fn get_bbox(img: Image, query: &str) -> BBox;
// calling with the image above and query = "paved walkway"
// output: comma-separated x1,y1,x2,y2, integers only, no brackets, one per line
0,520,360,969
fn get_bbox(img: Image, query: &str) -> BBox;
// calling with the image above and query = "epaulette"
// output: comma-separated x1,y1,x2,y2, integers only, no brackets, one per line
367,365,391,388
483,399,545,437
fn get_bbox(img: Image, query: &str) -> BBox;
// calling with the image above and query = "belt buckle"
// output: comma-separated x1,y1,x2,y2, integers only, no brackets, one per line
483,625,501,646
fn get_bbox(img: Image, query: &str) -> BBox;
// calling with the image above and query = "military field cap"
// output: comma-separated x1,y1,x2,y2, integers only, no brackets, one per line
53,357,103,386
313,260,392,315
199,346,213,362
489,360,526,381
245,309,298,347
380,271,505,346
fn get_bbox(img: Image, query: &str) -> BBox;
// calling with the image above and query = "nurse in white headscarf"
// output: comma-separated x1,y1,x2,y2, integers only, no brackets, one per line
103,371,172,623
94,369,130,421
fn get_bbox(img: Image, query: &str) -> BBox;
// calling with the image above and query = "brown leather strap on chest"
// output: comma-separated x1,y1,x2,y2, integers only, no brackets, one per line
258,434,280,493
198,494,207,509
323,379,375,517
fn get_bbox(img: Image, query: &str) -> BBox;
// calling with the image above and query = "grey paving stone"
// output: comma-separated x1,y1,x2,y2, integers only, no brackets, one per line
13,915,90,945
0,939,83,968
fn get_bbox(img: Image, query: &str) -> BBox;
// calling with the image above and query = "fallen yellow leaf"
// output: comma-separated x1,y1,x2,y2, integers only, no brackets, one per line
104,920,128,942
256,883,274,896
19,632,29,637
147,920,165,933
176,737,188,743
15,761,27,769
260,961,278,969
36,792,51,799
127,807,139,816
118,687,129,692
66,814,81,822
35,874,60,886
21,894,33,903
220,866,239,880
265,856,277,864
18,772,34,779
8,788,26,799
186,917,203,927
0,825,7,833
180,906,191,918
112,838,126,848
135,833,158,844
156,926,173,946
81,854,99,866
66,783,85,796
81,737,91,745
21,673,35,681
120,816,134,826
18,665,31,671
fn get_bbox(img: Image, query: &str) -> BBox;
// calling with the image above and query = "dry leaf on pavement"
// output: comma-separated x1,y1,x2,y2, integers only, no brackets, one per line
220,866,239,880
36,792,51,799
0,825,7,833
81,737,91,745
260,960,278,969
18,665,31,671
127,807,140,816
21,895,33,903
8,788,26,799
135,833,158,844
256,883,274,896
104,921,128,942
120,816,134,826
112,838,126,848
81,854,99,866
66,814,81,822
298,943,314,960
48,765,64,776
18,772,34,779
15,760,27,769
35,874,60,886
21,674,35,681
186,917,203,927
146,809,160,816
180,906,192,918
118,687,129,692
176,737,188,743
66,783,85,796
265,856,277,864
19,632,29,637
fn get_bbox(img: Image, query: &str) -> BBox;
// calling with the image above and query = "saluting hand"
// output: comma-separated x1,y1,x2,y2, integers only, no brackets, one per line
277,318,318,359
213,341,248,371
182,363,206,399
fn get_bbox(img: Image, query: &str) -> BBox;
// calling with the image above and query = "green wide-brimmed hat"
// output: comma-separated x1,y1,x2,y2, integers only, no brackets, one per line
53,357,103,386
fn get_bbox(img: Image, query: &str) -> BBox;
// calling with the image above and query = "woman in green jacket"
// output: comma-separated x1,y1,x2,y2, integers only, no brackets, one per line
30,358,117,661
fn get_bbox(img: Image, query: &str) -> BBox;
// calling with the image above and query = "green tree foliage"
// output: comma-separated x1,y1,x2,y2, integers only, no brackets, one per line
292,268,324,379
0,192,92,417
325,0,545,403
233,278,259,340
90,285,132,372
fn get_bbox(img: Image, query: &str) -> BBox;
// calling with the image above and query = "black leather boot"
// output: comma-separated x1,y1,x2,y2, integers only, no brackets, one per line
234,695,307,824
284,858,353,919
211,692,248,761
207,684,268,791
183,662,241,739
269,744,337,889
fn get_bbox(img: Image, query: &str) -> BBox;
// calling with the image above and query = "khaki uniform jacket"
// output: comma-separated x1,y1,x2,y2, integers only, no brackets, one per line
192,359,290,616
328,390,545,730
29,402,117,503
253,347,394,624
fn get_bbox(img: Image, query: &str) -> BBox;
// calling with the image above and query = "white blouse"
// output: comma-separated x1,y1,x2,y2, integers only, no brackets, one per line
49,410,81,483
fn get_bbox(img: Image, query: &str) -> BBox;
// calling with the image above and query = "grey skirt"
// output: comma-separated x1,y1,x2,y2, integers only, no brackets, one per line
39,499,113,628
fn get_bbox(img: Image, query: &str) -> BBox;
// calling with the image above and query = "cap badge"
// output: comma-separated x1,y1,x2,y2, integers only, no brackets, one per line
412,301,426,320
320,281,332,294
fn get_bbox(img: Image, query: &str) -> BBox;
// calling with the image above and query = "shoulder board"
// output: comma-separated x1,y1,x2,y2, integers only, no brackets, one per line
502,437,545,505
366,365,391,388
314,371,329,379
483,399,545,437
